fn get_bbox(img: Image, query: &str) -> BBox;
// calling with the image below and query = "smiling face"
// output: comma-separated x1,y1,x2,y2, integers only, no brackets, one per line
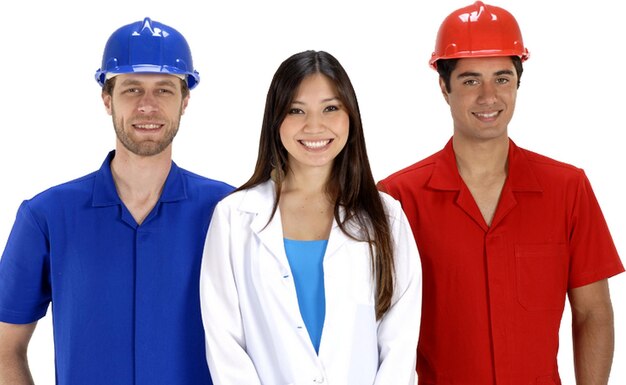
102,73,189,157
441,56,518,143
279,73,349,176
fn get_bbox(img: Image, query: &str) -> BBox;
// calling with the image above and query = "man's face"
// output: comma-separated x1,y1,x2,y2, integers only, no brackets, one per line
441,56,518,143
102,73,189,156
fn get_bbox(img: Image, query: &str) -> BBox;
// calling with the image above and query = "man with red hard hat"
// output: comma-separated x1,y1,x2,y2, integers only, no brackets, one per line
378,2,623,384
0,18,233,384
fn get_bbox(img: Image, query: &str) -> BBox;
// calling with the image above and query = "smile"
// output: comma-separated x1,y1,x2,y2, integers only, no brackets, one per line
473,111,500,119
299,139,332,149
472,111,502,122
133,123,162,130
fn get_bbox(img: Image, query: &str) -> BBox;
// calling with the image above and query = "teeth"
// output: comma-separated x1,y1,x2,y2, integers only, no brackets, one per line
475,111,498,118
135,124,160,129
300,140,330,148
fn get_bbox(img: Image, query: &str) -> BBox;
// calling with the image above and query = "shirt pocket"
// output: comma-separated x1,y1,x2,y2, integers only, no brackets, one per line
515,243,568,311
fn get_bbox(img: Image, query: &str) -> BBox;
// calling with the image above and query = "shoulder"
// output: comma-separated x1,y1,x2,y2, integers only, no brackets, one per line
517,146,586,181
11,171,99,227
377,151,441,202
383,152,438,182
377,191,406,220
178,167,236,200
216,181,273,211
378,190,400,209
179,168,235,192
378,151,440,189
520,147,580,171
27,171,98,206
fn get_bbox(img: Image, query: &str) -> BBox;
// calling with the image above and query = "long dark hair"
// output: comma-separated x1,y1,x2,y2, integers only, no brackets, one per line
239,50,395,319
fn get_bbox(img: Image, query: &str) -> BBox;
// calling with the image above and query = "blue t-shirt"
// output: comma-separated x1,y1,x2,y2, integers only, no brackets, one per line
0,151,234,385
283,238,328,353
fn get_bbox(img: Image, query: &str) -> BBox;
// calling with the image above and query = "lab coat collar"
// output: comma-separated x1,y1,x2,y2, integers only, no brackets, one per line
239,180,352,266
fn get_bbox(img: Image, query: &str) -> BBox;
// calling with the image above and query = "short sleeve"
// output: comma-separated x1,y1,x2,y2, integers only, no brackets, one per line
0,201,51,324
568,171,624,288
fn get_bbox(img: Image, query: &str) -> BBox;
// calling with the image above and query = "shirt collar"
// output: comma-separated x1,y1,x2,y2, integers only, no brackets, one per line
507,139,543,192
92,150,187,207
428,138,461,191
428,137,543,192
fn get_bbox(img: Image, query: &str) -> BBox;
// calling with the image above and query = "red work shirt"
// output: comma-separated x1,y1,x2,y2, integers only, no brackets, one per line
378,138,623,385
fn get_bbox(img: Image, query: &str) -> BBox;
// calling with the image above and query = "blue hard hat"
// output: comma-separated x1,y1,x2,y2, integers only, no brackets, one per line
95,17,200,89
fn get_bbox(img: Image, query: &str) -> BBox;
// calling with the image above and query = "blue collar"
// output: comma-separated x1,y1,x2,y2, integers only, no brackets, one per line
91,150,187,207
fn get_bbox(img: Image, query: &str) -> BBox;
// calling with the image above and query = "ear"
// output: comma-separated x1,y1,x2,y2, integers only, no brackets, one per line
102,92,113,116
439,77,450,105
181,95,190,115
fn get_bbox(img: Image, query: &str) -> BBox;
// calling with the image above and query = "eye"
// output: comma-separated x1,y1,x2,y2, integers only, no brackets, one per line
157,88,175,94
287,108,304,115
123,87,142,94
324,105,339,112
496,77,510,85
463,79,479,86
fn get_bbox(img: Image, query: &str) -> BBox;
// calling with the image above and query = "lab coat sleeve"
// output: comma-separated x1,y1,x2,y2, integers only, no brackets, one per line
199,200,262,385
374,195,422,385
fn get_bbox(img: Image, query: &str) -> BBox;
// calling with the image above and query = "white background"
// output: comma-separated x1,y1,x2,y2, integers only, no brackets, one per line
0,0,624,383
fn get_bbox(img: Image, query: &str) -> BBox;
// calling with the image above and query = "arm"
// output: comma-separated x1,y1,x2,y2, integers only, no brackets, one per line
374,197,422,385
0,321,36,385
199,202,262,385
568,279,615,385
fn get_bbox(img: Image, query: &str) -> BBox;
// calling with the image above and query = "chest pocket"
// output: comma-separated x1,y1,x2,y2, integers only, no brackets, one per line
515,243,568,311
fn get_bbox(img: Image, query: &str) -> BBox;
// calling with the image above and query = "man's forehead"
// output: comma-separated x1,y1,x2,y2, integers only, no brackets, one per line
455,57,516,75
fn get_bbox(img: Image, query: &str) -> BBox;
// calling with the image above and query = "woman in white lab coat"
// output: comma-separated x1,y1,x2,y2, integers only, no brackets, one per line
199,50,422,385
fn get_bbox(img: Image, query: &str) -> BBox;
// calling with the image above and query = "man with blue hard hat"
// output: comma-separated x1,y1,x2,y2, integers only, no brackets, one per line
0,17,233,384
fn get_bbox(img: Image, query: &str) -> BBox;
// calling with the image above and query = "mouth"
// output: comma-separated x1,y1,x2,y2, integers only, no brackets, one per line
132,123,163,132
472,111,501,122
299,139,332,149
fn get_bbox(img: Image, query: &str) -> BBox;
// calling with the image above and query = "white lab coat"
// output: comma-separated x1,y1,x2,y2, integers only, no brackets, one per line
200,180,422,385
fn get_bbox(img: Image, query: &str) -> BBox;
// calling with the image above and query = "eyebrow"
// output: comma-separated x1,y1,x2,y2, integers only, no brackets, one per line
456,69,515,79
291,97,340,105
119,79,178,87
494,69,515,76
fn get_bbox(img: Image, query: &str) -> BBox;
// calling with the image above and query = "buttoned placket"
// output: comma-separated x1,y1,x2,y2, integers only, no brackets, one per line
118,200,164,385
456,177,518,384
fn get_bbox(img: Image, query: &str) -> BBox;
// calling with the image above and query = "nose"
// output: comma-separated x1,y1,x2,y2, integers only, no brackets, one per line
303,112,325,133
137,92,158,114
477,82,498,105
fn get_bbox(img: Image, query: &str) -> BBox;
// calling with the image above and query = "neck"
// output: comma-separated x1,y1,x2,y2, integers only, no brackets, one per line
452,135,509,227
279,165,335,241
110,145,172,224
282,165,331,196
452,135,509,178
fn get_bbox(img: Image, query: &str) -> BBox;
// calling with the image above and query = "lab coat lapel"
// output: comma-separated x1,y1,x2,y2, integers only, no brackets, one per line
245,181,290,268
243,181,352,265
324,207,352,260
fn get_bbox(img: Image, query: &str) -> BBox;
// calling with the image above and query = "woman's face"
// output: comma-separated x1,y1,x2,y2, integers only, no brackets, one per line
279,73,349,176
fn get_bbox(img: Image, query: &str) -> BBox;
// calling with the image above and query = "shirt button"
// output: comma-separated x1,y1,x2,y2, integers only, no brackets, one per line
313,376,324,383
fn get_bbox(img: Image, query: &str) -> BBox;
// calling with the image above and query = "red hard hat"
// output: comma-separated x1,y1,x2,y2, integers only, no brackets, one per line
429,1,530,69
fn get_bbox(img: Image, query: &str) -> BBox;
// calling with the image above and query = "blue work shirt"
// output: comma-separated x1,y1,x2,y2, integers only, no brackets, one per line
0,151,234,385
